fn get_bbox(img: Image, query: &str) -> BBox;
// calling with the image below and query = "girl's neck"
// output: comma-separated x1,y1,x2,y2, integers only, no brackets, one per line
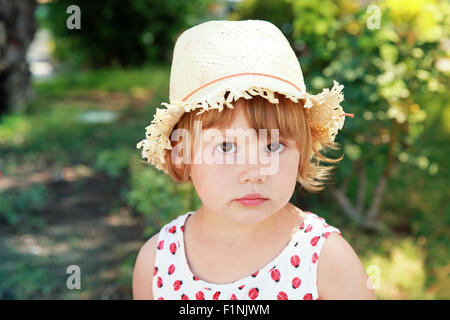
192,202,301,247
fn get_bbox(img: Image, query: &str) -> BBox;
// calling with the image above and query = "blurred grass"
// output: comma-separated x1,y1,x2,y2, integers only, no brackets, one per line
33,63,171,97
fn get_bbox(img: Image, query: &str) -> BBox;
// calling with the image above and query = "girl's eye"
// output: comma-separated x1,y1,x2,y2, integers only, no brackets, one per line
266,142,285,153
216,142,286,154
216,142,237,153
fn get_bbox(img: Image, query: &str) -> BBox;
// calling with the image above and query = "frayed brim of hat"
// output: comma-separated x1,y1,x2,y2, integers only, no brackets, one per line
136,79,349,173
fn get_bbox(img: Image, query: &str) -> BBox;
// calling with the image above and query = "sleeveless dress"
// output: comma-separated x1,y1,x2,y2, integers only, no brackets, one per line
152,210,341,300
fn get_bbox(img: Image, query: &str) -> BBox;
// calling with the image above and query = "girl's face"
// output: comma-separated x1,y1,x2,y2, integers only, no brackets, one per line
189,105,301,225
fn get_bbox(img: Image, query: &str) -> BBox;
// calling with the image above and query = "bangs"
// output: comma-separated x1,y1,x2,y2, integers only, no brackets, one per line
234,92,306,143
178,91,307,144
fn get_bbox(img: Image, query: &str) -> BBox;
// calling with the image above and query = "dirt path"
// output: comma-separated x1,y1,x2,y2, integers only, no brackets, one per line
0,169,145,299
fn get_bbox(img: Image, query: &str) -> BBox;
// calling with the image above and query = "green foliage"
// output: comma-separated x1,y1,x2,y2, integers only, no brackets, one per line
228,0,295,29
0,261,54,299
0,184,48,230
364,238,430,299
118,252,138,289
0,113,28,147
95,148,132,178
37,0,214,68
126,157,202,237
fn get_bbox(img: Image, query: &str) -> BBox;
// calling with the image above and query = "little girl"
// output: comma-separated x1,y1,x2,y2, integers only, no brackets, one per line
133,20,375,300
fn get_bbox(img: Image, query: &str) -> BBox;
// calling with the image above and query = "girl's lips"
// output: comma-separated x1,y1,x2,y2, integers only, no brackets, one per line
234,198,268,206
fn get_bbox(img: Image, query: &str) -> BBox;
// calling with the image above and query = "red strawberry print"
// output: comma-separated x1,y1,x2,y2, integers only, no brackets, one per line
196,291,205,300
157,240,164,250
230,294,237,300
181,294,189,300
168,264,175,275
173,280,182,291
312,252,319,264
153,266,158,276
168,225,176,233
323,232,331,239
193,275,199,281
248,288,259,300
303,293,313,300
270,268,281,282
311,236,320,247
181,225,185,232
157,297,164,300
299,222,305,230
305,224,313,233
213,291,221,300
277,291,288,300
238,284,245,290
157,276,163,288
251,271,259,277
323,222,330,228
292,277,301,289
169,242,177,255
290,255,300,268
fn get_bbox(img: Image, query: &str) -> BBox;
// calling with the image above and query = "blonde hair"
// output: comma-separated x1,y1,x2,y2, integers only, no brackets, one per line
164,92,344,193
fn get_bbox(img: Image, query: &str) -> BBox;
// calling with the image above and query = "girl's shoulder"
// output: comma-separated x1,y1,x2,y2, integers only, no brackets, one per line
301,210,342,237
158,211,193,236
311,212,376,299
153,211,194,252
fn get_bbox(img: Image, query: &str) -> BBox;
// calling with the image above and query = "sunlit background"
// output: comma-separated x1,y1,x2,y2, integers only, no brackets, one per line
0,0,448,299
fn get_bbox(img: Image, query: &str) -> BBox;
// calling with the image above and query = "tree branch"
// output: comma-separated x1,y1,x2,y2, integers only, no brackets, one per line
329,184,362,224
364,119,400,229
356,160,367,214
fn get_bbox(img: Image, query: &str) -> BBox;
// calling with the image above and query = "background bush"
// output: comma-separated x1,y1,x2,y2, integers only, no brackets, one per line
38,0,214,68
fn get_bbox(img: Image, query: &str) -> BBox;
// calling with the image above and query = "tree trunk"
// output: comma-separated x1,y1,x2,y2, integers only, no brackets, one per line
0,0,37,115
328,120,402,232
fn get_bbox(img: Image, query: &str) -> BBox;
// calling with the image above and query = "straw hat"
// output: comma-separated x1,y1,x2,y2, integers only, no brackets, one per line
136,19,354,173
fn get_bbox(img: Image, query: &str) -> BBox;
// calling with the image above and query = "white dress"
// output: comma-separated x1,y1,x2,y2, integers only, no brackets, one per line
152,210,341,300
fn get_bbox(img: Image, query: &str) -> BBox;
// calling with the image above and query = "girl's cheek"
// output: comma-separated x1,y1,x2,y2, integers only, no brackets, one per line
193,166,232,202
194,163,226,185
283,153,301,179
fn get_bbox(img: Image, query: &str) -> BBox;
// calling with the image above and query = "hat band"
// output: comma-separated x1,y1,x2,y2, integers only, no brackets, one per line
181,72,303,102
181,72,354,119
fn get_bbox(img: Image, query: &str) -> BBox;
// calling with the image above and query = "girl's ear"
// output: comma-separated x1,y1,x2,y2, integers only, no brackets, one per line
170,144,185,170
173,153,183,170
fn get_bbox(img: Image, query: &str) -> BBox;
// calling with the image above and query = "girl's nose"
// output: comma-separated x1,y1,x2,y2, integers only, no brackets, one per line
239,170,267,184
